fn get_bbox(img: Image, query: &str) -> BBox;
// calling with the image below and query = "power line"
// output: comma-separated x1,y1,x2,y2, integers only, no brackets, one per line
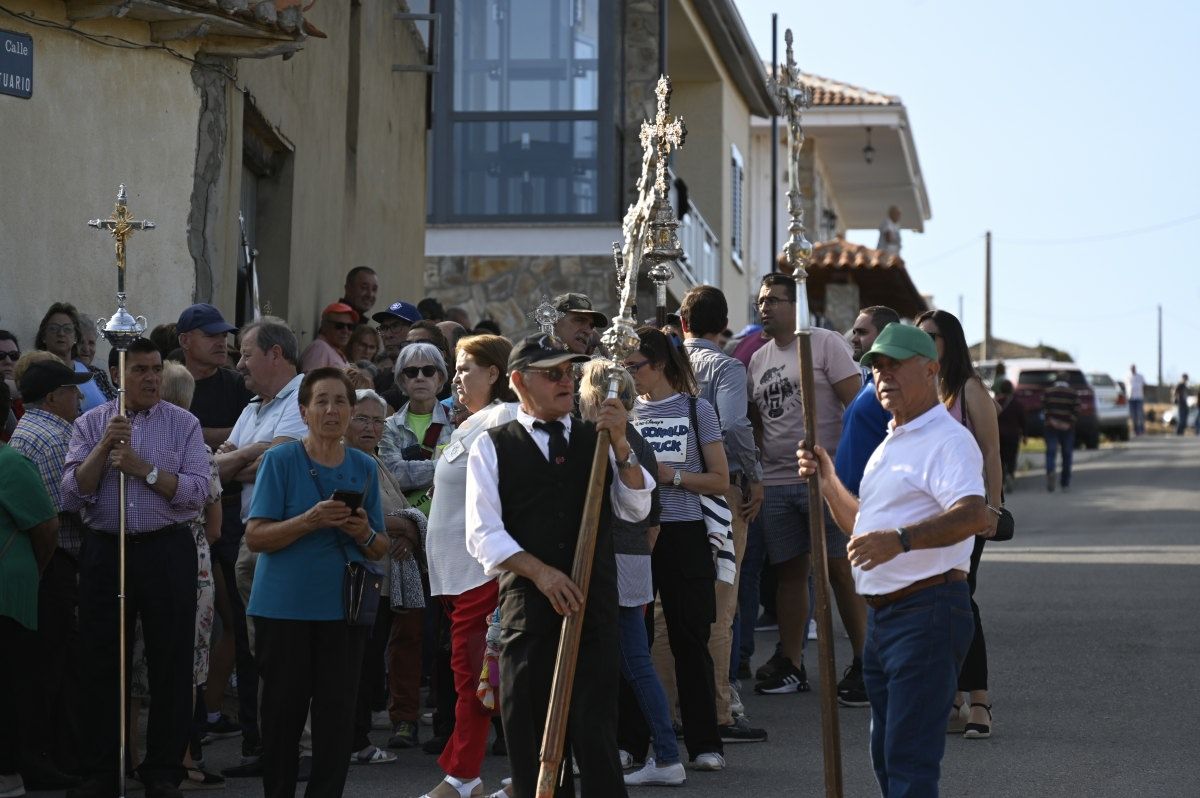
905,234,983,270
999,212,1200,246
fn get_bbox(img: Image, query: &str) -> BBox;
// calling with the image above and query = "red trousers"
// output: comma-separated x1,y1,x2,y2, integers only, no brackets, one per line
436,579,500,780
387,608,423,723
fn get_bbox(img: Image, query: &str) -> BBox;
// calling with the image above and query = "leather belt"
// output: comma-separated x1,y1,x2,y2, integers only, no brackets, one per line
863,569,967,610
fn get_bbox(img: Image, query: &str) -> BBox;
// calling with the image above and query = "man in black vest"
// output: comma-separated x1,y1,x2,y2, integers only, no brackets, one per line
465,334,652,798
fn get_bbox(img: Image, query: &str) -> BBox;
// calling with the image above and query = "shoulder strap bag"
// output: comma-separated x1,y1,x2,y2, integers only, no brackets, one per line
688,397,736,584
960,387,1015,542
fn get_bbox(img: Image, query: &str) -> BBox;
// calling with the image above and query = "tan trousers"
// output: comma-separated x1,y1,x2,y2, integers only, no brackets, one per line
651,484,749,726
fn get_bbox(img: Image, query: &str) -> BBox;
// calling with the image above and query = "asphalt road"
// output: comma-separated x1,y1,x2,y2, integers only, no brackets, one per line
60,435,1200,798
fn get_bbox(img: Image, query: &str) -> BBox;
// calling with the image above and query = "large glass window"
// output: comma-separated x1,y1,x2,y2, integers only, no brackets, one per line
430,0,616,222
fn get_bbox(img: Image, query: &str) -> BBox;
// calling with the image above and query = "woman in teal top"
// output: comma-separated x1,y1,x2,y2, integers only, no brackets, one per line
245,368,388,798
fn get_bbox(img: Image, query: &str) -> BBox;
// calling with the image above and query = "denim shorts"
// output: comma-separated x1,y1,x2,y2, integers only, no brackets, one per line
761,482,847,565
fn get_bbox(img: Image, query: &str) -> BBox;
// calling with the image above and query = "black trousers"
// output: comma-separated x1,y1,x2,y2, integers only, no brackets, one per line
255,617,366,798
500,610,625,798
78,525,197,786
27,548,81,768
210,511,260,743
957,536,989,692
650,520,722,759
0,616,34,774
352,596,392,751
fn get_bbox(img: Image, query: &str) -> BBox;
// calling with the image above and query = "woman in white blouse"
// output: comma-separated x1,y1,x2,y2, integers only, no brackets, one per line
419,335,519,798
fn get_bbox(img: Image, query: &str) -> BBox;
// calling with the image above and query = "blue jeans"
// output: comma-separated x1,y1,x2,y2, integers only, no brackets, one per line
1044,426,1075,487
863,581,974,798
1128,399,1144,435
617,606,680,765
1177,403,1190,435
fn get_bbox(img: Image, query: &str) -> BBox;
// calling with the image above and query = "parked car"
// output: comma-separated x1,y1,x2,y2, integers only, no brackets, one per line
1161,395,1198,428
1087,372,1129,441
977,359,1100,449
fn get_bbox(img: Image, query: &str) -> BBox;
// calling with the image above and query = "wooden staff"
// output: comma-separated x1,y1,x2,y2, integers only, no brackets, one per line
776,30,844,796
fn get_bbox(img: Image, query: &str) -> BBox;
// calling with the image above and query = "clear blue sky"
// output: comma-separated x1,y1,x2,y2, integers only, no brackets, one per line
733,0,1199,387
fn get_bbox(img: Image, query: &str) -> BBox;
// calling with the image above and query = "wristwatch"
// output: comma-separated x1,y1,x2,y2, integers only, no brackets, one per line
617,449,639,470
896,526,911,553
672,469,682,487
145,465,159,486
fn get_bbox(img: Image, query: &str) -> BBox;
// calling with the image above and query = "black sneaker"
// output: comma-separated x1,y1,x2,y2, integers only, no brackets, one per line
199,715,241,744
837,659,870,708
719,715,768,743
754,658,809,694
754,651,790,681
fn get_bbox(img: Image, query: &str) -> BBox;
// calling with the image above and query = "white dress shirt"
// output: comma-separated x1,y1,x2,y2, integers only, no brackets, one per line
853,403,984,596
465,408,653,577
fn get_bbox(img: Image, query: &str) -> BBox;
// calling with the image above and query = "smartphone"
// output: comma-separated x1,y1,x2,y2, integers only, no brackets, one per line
331,490,364,511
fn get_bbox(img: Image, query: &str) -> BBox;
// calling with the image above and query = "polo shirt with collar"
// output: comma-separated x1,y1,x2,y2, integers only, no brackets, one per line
853,402,984,596
228,373,307,521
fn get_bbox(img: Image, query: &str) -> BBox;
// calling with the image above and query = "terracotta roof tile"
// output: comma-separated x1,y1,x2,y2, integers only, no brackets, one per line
810,238,905,270
798,72,899,107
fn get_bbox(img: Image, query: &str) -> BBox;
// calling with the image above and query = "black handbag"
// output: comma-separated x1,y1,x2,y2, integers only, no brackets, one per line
987,503,1015,542
297,442,382,626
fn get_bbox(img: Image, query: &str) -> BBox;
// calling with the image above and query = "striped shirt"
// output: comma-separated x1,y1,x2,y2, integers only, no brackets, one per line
61,399,211,534
1042,383,1079,428
632,393,721,522
8,407,83,557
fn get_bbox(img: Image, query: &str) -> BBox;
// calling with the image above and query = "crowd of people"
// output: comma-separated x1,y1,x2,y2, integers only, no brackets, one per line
0,265,1014,798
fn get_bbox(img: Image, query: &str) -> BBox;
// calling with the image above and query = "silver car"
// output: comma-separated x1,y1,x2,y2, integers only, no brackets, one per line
1086,372,1129,441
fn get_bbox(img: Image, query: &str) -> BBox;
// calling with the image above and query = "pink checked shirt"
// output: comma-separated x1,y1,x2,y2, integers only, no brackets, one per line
61,399,211,534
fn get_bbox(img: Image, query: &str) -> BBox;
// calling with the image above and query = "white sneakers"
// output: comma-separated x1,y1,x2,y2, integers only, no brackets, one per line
691,752,726,771
624,758,687,787
619,749,636,770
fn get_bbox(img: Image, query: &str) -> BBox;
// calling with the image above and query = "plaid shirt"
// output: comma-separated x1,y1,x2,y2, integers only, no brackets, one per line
8,407,84,557
61,399,211,534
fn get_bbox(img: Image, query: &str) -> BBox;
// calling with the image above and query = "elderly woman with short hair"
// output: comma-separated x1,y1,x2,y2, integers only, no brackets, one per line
34,302,113,411
344,388,428,764
244,367,388,798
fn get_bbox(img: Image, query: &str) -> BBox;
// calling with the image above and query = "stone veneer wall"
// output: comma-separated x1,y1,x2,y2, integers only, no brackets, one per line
423,255,622,337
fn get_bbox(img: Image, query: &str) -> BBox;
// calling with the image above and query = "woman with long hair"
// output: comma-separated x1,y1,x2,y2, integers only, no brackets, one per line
915,310,1002,740
34,303,112,412
622,327,728,771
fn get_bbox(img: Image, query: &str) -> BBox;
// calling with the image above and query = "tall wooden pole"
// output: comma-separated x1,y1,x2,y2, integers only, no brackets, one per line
1157,304,1163,394
534,77,684,798
775,30,843,798
770,13,779,273
983,230,992,359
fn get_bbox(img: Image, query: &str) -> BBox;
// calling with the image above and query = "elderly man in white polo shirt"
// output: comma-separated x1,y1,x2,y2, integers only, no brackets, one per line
797,323,989,798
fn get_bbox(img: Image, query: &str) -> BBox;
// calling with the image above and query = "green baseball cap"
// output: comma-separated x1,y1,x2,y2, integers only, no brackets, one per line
859,322,938,367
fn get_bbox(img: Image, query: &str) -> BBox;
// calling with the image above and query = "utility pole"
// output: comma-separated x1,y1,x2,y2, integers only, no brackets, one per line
769,13,779,273
983,230,992,359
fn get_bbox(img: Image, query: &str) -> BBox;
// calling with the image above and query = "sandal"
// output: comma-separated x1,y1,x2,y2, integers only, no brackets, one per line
946,702,967,735
417,775,483,798
351,745,398,764
180,768,225,790
963,702,992,739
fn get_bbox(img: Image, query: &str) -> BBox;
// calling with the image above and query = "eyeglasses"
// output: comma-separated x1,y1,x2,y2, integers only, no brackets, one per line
525,366,573,383
756,296,793,310
624,359,651,373
327,321,356,332
0,351,19,362
401,365,440,379
378,322,407,333
351,415,386,428
45,323,76,336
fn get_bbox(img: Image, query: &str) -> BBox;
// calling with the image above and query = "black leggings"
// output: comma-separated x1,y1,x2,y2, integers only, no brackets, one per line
956,536,988,692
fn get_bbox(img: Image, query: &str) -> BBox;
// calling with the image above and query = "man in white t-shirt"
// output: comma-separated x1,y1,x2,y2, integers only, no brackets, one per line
747,274,861,696
797,322,988,797
1126,364,1145,436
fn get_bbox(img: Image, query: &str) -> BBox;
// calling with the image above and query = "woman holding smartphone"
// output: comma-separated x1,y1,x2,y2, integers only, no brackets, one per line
245,367,389,798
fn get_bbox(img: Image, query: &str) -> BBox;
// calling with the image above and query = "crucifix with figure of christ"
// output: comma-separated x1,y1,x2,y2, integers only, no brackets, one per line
88,184,156,294
774,28,845,798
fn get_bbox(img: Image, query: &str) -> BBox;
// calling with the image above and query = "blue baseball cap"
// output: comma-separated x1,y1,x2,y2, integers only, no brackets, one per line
372,300,422,325
177,303,237,335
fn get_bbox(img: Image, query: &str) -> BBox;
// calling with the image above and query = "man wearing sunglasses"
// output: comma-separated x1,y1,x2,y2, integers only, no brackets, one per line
300,303,359,373
466,334,652,798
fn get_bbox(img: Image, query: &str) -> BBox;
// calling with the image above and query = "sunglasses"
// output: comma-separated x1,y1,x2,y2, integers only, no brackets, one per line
0,351,19,362
327,321,356,332
526,366,573,383
401,365,440,379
